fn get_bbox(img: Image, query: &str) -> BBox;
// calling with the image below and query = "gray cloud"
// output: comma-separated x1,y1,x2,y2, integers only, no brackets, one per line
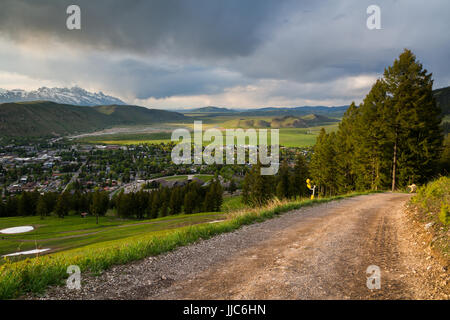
0,0,448,107
0,0,285,59
231,0,450,87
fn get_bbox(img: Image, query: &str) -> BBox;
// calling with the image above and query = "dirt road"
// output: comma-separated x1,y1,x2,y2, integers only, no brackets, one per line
37,193,449,300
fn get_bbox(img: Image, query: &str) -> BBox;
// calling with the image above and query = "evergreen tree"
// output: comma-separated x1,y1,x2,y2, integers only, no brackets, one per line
242,162,274,206
184,191,195,214
353,80,389,191
335,102,359,192
135,190,148,219
0,199,6,218
5,197,18,217
36,196,48,220
90,190,109,224
212,180,223,211
55,192,69,218
203,188,214,212
149,191,160,218
18,192,32,216
228,178,237,195
169,187,182,215
316,49,444,192
288,153,309,199
382,49,443,189
310,129,338,196
276,160,290,199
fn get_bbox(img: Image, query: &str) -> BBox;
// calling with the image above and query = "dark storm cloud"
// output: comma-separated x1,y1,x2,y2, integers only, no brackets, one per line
232,0,450,87
0,0,285,59
0,0,449,105
108,59,247,99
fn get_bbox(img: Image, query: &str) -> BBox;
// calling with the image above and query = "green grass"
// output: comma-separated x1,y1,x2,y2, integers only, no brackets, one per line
0,191,375,299
221,195,246,212
162,175,214,182
78,124,338,148
164,175,188,181
0,212,224,259
411,176,450,225
76,132,173,144
196,175,214,182
410,176,449,259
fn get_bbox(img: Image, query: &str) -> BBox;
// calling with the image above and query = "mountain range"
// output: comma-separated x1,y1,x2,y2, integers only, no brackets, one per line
0,101,186,137
181,105,350,118
182,86,450,117
1,86,448,138
0,87,125,106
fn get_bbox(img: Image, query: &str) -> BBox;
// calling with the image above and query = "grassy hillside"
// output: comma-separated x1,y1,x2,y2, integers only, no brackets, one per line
0,212,224,258
214,114,337,129
410,176,449,259
0,101,187,137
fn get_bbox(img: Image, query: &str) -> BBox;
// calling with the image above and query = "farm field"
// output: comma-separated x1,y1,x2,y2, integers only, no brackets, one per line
76,122,339,147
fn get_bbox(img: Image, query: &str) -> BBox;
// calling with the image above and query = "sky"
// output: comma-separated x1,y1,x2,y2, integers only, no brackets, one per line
0,0,449,109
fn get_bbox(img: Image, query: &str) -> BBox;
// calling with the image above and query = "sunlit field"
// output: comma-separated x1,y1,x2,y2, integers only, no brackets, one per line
76,122,339,147
0,211,225,260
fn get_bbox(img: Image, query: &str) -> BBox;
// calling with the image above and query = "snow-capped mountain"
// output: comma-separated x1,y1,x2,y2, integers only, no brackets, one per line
0,86,125,106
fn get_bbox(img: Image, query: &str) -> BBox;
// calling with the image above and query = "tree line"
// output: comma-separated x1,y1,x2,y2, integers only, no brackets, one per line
112,179,223,219
0,180,223,220
242,153,310,206
241,50,446,203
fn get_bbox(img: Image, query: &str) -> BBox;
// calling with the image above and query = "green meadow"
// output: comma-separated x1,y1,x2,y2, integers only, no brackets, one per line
0,195,243,260
76,122,339,147
0,211,226,260
163,174,214,182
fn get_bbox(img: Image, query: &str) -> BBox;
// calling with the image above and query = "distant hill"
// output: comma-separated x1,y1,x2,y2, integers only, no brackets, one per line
434,86,450,115
271,116,308,128
235,114,337,129
0,87,125,106
180,105,349,117
0,101,187,137
185,106,237,113
178,88,450,118
236,119,271,128
239,106,349,118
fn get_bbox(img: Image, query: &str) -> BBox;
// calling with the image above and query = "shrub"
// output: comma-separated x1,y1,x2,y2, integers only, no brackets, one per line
439,203,450,225
411,176,450,225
